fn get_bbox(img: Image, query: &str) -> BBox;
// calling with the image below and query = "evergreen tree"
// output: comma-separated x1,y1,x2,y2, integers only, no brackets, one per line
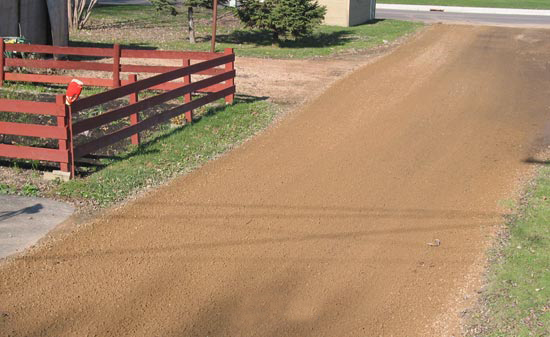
236,0,326,44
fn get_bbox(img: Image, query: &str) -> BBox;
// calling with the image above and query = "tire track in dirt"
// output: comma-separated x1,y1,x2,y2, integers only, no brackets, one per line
1,25,549,336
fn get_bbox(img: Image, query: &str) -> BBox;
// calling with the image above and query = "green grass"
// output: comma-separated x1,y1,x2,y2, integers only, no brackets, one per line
54,99,278,206
71,5,422,59
469,166,550,336
381,0,550,10
0,183,16,195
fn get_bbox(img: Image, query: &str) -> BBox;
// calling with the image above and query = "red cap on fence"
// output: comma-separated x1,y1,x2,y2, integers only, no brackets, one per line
65,79,83,105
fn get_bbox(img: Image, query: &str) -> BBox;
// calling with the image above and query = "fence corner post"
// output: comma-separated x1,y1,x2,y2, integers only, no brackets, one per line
224,48,235,105
56,94,73,177
128,74,140,145
183,58,193,123
113,43,121,88
0,39,5,87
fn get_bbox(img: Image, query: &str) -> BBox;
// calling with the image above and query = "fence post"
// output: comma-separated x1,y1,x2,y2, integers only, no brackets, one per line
224,48,235,105
68,103,75,179
128,74,140,145
0,40,5,87
113,43,121,88
56,95,72,175
183,58,193,123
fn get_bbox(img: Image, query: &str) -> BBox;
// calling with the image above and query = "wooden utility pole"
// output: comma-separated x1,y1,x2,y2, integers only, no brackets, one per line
210,0,218,53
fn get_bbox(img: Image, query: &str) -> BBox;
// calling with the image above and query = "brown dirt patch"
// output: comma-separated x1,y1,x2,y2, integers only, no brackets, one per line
1,25,549,337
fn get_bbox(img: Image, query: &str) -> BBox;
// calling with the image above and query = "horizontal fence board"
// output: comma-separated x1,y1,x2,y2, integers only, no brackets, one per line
0,121,67,139
72,70,236,134
6,58,112,72
5,72,114,88
73,54,235,111
6,43,227,61
197,84,226,93
120,64,225,76
121,64,178,74
5,43,113,57
151,82,226,92
74,86,235,159
0,144,68,163
121,49,220,60
0,99,59,115
197,68,225,76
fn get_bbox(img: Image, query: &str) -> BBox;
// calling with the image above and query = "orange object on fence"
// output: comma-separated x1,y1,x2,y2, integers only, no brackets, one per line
65,79,83,105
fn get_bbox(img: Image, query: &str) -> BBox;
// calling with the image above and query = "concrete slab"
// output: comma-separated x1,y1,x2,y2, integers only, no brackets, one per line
0,195,74,259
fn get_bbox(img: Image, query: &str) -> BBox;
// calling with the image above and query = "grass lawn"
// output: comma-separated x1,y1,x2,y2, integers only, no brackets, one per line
467,166,550,336
53,98,278,206
380,0,550,10
71,5,422,59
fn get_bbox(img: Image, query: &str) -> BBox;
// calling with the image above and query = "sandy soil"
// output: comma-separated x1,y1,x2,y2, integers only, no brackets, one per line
233,46,398,107
1,25,549,336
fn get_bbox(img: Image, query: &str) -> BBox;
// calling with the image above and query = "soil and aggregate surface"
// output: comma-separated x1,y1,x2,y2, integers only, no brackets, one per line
1,24,549,336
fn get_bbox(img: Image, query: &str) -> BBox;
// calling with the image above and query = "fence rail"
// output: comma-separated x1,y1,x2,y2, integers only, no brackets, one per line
0,42,236,178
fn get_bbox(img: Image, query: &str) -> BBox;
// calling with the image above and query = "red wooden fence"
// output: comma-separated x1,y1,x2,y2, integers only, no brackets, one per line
0,40,233,92
0,42,236,177
0,95,72,171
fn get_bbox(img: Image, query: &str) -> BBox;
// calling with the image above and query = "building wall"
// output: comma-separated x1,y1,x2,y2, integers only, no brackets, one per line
318,0,376,27
348,0,376,26
317,0,349,27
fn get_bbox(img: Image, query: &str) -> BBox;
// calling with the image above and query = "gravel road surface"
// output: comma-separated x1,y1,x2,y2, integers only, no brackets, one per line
0,25,549,336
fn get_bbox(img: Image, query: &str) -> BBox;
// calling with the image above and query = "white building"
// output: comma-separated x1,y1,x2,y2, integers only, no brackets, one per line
229,0,376,27
320,0,376,27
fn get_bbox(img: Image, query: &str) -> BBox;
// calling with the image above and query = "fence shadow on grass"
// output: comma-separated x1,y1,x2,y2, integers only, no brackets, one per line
74,94,269,177
0,94,267,177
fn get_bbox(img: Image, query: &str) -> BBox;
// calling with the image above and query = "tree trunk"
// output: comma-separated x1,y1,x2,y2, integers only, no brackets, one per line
67,0,73,30
272,31,279,46
188,6,195,44
46,0,69,47
19,0,49,45
0,0,20,36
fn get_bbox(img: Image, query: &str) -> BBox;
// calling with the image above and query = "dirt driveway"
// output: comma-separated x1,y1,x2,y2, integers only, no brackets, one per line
1,25,549,336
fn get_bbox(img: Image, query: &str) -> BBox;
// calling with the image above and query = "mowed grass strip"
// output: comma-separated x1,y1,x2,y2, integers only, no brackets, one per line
468,166,550,336
71,5,422,59
380,0,550,10
54,99,278,206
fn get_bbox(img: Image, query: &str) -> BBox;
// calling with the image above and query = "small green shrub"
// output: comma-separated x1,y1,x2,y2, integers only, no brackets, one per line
21,183,40,197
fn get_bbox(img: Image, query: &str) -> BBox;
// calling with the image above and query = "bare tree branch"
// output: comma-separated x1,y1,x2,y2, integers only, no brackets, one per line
68,0,98,30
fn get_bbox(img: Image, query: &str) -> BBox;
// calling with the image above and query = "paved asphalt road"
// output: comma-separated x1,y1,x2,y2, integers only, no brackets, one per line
377,8,550,27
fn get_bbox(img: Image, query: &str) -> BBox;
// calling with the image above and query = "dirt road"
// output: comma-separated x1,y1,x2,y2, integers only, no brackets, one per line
1,25,549,336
